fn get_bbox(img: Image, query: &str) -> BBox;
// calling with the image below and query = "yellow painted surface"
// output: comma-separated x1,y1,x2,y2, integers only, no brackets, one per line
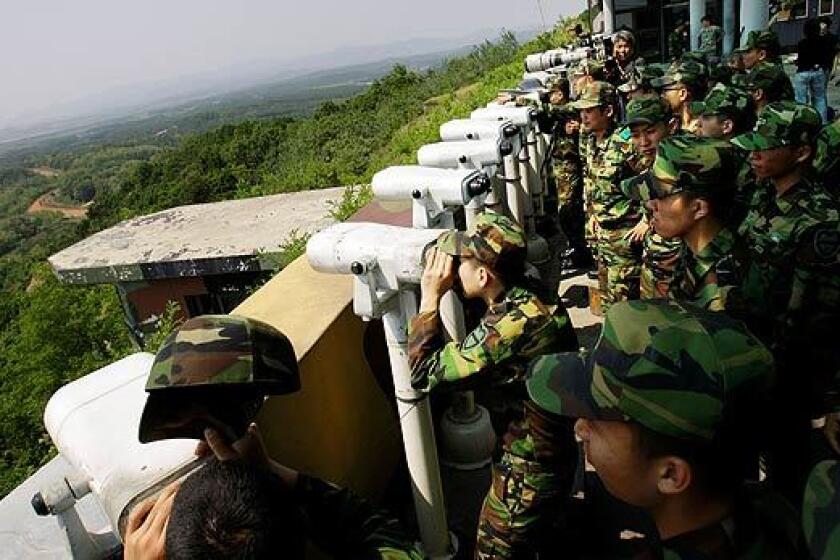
234,256,401,501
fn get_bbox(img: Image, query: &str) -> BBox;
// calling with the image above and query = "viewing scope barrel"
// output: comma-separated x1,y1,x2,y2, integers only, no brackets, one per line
417,138,514,170
470,105,538,130
372,166,490,203
439,119,519,143
524,47,591,72
307,222,442,288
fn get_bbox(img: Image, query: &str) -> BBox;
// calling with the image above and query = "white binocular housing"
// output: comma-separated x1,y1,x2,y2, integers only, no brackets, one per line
372,165,490,205
307,223,445,318
471,105,538,130
439,118,520,143
372,165,491,229
417,138,514,171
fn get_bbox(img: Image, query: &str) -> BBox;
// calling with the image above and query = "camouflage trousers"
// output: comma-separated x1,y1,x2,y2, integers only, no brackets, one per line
585,205,599,257
475,403,577,560
640,232,683,299
597,227,641,312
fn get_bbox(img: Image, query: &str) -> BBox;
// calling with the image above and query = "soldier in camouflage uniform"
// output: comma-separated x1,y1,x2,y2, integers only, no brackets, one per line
526,299,804,558
573,81,644,310
624,136,743,311
547,99,591,268
696,83,758,227
128,315,424,560
667,20,689,62
407,213,579,560
730,102,840,504
653,60,708,135
624,96,685,300
735,29,795,101
802,460,840,559
746,62,795,115
617,65,664,102
697,16,724,63
812,117,840,194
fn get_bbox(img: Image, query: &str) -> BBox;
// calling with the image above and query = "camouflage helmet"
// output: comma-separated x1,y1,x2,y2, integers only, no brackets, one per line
139,314,300,443
802,460,840,559
526,299,774,442
622,135,737,201
436,212,526,270
698,83,754,119
571,80,617,109
625,95,672,126
735,29,781,57
746,63,794,100
652,60,706,89
812,118,840,178
731,101,822,151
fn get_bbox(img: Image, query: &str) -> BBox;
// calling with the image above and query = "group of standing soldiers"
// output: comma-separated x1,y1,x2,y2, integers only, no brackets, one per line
409,24,840,559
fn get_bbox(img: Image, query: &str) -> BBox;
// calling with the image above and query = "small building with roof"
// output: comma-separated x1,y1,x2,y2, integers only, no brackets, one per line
48,188,343,347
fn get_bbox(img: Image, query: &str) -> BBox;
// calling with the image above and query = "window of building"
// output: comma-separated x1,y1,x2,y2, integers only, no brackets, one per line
793,0,809,19
820,0,834,16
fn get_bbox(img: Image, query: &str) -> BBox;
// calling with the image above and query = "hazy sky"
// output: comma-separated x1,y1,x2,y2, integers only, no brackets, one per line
2,0,585,126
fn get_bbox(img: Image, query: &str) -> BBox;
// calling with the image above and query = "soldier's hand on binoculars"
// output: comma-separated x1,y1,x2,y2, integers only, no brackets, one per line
124,480,180,560
197,423,300,488
420,248,455,307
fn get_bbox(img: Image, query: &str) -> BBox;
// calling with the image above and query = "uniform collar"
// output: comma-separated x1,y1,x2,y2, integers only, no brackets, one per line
692,228,735,279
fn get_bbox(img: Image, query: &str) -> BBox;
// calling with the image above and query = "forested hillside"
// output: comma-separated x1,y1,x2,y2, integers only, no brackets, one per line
0,21,578,496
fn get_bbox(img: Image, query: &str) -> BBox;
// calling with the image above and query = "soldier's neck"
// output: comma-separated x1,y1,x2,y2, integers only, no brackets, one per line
772,167,802,197
593,124,613,142
684,217,723,255
679,103,694,129
653,491,733,541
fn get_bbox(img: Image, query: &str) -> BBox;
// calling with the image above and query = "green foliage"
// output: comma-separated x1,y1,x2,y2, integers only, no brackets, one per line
0,18,584,496
0,265,132,496
143,301,184,352
328,185,373,222
260,229,312,270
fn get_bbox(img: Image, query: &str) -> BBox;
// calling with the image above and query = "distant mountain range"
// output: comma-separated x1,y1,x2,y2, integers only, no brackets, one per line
0,26,539,158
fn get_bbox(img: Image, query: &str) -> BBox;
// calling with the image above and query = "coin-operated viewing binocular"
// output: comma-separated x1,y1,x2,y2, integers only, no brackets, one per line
372,165,491,229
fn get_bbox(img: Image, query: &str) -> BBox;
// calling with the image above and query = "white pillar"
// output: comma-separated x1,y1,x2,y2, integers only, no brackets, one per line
384,292,452,559
690,0,704,52
740,0,770,47
602,0,615,35
723,0,736,54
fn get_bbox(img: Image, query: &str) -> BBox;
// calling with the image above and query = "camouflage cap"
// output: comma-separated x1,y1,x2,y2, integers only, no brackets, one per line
139,314,300,443
735,29,781,54
526,299,774,441
802,460,840,560
436,212,526,269
625,95,672,126
623,135,737,201
651,60,706,89
813,118,840,177
745,63,793,98
731,101,822,151
708,64,734,86
697,83,753,118
571,80,617,109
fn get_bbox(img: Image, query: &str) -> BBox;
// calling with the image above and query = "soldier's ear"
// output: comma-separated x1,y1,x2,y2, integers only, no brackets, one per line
692,197,710,221
751,89,764,103
604,104,615,119
656,456,693,496
795,144,813,165
721,118,735,136
667,117,679,135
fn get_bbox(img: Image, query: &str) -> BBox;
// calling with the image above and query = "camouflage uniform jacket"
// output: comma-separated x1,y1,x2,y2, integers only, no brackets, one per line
698,25,723,55
734,180,840,353
408,286,576,393
668,30,688,61
581,127,643,230
551,135,582,207
295,475,423,559
671,227,740,312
